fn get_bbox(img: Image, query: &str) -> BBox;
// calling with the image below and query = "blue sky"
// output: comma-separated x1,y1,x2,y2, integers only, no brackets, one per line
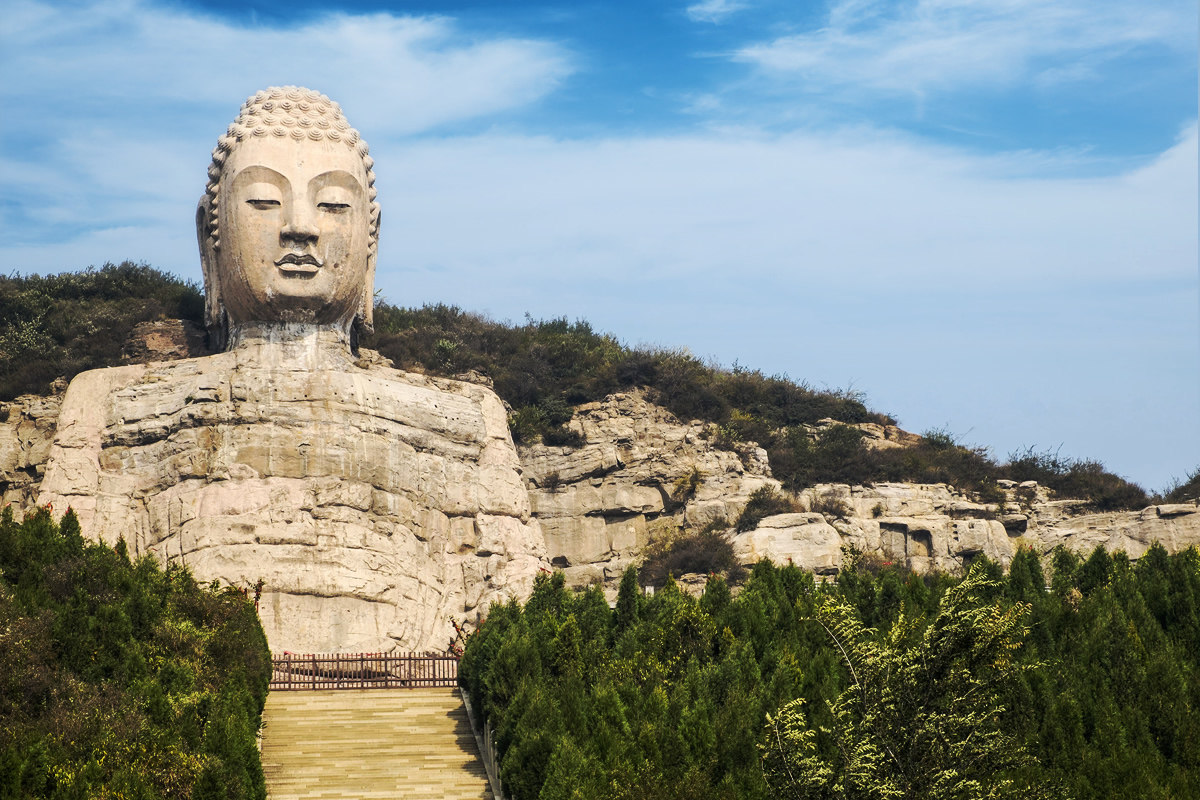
2,0,1197,491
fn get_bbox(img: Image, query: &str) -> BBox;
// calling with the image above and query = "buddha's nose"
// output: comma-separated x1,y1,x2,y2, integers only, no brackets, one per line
281,205,320,245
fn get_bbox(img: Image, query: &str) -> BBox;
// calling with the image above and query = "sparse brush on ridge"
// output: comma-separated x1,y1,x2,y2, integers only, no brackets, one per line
0,266,1164,509
1161,467,1200,504
0,262,204,399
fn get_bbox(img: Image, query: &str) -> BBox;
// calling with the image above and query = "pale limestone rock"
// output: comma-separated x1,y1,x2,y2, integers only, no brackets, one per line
0,392,63,511
38,332,546,654
1033,502,1200,559
523,397,1200,587
730,513,842,574
519,391,778,593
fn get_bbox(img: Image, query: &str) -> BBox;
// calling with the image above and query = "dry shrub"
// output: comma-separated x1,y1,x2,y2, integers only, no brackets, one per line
639,521,745,588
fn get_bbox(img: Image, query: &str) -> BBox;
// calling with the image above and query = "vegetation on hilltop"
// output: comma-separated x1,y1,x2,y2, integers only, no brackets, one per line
1162,467,1200,505
0,266,1183,510
0,262,204,400
0,507,270,799
363,301,1165,511
460,546,1200,800
362,302,888,446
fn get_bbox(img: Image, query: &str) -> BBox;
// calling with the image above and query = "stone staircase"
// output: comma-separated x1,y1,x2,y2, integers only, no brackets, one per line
261,688,494,799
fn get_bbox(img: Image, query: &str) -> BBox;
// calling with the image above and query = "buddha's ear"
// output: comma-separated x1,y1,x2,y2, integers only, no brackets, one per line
196,196,228,351
359,206,379,334
359,250,376,335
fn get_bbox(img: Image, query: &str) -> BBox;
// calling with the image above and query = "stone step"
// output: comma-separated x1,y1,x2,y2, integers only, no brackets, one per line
261,688,494,800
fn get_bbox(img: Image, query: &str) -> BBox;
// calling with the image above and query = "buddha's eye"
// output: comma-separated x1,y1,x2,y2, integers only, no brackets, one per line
247,199,281,210
318,202,351,213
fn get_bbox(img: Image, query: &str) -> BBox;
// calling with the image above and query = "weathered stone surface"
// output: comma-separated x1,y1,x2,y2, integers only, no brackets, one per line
121,319,210,364
0,392,63,511
1033,502,1200,559
730,513,842,574
519,391,777,593
521,395,1200,591
38,334,547,654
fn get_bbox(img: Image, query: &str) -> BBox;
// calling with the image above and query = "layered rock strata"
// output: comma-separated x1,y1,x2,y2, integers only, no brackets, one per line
0,391,63,510
519,392,776,588
519,392,1200,593
37,332,547,654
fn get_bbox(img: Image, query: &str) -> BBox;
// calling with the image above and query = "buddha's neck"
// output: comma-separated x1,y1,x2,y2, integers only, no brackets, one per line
226,322,357,369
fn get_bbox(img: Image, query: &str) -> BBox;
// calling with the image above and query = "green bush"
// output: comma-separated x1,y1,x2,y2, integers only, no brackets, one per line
0,506,270,799
638,524,745,588
736,486,798,532
462,548,1200,800
0,262,204,400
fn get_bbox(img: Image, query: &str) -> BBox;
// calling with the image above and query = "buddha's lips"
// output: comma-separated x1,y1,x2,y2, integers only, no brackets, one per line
275,253,322,272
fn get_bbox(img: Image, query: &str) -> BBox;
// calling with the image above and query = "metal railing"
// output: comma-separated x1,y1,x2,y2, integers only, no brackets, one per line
270,652,459,690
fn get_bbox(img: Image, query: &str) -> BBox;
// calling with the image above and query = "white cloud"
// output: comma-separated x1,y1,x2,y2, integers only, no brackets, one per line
1,0,572,137
735,0,1194,95
0,0,572,261
378,123,1197,294
686,0,748,24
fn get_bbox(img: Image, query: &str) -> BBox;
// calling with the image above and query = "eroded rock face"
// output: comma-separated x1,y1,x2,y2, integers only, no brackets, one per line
519,392,1200,591
0,392,63,511
519,392,777,588
38,332,547,654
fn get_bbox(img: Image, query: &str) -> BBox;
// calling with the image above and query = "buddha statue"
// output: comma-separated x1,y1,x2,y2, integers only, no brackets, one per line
38,88,547,654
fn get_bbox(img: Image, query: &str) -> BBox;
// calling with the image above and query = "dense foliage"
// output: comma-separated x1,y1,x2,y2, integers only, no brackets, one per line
362,302,886,445
460,545,1200,800
762,569,1049,799
0,262,204,400
0,267,1173,508
0,507,271,799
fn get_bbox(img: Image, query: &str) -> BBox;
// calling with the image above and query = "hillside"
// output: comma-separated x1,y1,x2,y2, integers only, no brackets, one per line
2,263,1194,510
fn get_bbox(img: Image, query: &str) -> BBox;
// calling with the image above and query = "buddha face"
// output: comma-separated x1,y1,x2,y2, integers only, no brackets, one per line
210,134,372,328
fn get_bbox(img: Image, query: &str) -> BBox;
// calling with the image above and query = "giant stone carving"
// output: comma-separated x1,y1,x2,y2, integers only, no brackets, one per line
38,87,548,654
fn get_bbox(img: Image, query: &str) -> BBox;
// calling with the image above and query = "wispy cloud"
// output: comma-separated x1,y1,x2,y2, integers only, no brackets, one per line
735,0,1194,95
686,0,748,24
0,0,572,252
2,0,572,137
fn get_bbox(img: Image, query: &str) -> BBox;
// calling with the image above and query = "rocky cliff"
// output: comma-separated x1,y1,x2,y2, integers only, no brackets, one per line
519,392,1200,595
29,324,546,655
5,324,1197,634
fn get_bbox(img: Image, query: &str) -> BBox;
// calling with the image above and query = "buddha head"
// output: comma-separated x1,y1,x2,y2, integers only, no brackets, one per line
197,87,380,349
